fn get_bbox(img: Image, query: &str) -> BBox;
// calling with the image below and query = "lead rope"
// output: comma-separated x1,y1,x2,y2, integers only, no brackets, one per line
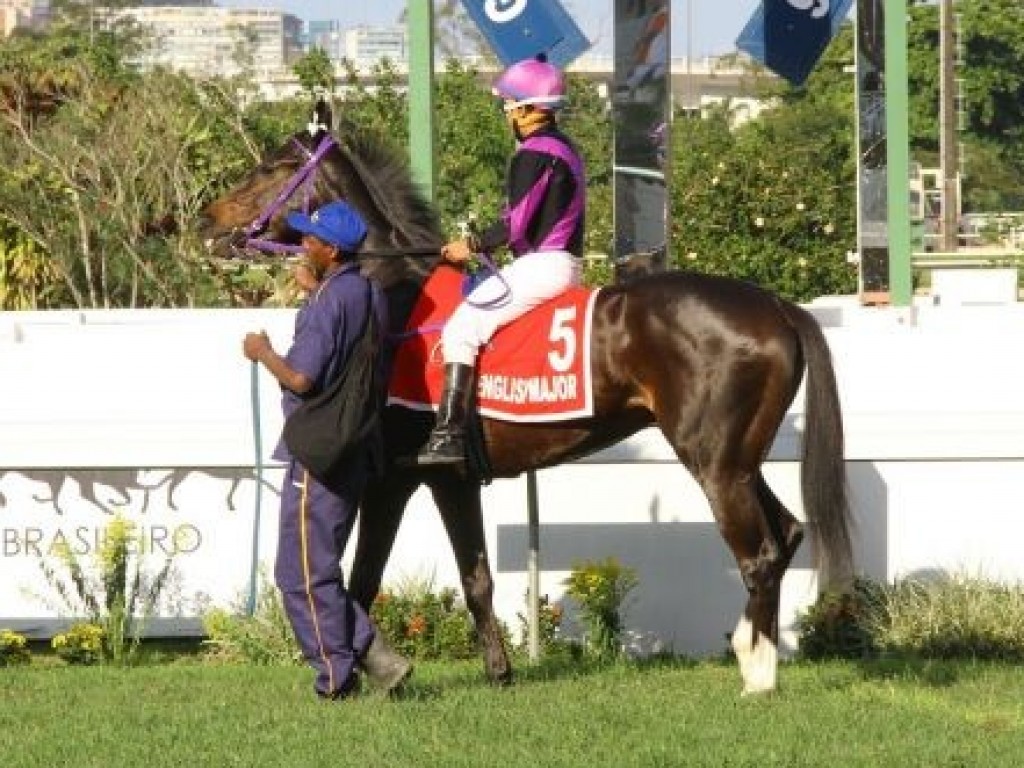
246,360,263,617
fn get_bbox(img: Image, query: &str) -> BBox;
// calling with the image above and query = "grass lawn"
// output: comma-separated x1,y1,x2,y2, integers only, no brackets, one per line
2,656,1023,767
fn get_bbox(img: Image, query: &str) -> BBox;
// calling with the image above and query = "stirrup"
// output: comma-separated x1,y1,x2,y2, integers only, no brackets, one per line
414,433,466,467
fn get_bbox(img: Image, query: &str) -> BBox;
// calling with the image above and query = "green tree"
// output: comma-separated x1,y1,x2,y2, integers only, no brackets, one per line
434,61,510,240
0,219,60,309
0,15,141,121
292,47,336,99
907,0,1024,210
0,17,273,307
335,58,408,144
670,34,858,301
0,67,230,307
561,73,614,259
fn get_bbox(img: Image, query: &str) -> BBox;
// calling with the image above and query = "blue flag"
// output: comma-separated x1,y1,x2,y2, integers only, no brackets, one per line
736,0,855,86
459,0,590,68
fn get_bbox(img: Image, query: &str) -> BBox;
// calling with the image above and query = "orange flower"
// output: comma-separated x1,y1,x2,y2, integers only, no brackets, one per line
406,614,427,637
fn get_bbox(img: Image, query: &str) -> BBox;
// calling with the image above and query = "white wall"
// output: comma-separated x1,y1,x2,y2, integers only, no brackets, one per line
1,300,1023,656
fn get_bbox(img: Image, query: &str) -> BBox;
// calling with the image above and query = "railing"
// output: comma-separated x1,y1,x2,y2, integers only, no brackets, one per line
911,250,1024,269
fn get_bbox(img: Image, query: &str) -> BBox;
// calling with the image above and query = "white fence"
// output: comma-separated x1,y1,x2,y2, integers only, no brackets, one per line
2,298,1023,656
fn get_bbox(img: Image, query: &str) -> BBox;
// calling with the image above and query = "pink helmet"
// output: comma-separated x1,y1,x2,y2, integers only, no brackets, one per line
492,58,567,111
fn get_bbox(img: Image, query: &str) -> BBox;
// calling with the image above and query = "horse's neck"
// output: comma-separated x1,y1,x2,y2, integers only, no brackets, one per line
325,141,441,333
361,246,435,337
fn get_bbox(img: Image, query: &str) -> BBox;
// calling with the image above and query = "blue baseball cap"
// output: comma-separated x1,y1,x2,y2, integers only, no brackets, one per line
286,201,368,251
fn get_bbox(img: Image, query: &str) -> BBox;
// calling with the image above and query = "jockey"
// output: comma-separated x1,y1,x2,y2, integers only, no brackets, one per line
415,56,587,467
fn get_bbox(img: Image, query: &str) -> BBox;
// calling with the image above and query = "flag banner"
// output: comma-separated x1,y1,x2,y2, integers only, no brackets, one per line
736,0,855,86
459,0,589,68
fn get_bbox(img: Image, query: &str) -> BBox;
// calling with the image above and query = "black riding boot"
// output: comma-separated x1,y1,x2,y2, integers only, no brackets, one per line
415,363,474,467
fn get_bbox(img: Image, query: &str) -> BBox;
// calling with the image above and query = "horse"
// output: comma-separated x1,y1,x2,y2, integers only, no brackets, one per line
199,110,853,695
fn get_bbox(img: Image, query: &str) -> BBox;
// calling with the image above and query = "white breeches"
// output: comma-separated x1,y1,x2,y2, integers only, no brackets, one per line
442,250,583,366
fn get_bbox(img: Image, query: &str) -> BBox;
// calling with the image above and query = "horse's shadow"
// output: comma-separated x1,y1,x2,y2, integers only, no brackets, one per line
395,652,702,703
855,656,965,688
0,468,279,516
0,469,153,515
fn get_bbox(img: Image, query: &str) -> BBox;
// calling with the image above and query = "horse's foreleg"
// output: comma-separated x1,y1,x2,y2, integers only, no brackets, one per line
349,473,419,610
428,477,512,686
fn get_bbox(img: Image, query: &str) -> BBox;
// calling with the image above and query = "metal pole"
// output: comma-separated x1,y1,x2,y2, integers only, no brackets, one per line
526,470,540,661
407,0,436,202
939,0,959,252
247,361,263,617
685,0,692,114
885,0,913,306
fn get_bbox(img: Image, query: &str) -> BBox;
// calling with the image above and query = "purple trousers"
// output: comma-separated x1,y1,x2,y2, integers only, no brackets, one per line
275,460,375,698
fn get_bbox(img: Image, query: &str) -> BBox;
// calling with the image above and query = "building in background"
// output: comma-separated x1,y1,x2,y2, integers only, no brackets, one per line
344,24,406,67
1,0,49,37
131,0,213,5
112,6,302,79
306,18,342,61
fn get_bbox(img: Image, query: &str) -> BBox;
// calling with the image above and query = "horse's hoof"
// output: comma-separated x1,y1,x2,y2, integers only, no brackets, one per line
486,663,514,687
490,671,514,687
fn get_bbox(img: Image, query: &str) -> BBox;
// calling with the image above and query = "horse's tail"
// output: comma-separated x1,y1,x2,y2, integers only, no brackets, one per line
783,302,854,590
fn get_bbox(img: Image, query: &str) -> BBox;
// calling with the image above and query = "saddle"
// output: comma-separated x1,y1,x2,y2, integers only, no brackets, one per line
387,265,599,423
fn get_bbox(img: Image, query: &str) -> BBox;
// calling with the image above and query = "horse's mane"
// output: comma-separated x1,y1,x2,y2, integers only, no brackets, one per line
335,120,443,249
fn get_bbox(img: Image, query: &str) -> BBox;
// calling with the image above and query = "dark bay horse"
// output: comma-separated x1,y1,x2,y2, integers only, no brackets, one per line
200,118,853,695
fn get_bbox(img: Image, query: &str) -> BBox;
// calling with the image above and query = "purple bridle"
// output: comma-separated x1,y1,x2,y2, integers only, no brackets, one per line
237,132,338,258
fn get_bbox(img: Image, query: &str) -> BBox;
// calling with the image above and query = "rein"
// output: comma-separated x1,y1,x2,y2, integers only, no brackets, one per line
212,245,440,270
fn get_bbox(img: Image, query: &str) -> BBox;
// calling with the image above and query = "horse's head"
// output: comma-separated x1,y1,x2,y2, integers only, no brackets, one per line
199,101,340,258
199,101,444,326
200,100,443,264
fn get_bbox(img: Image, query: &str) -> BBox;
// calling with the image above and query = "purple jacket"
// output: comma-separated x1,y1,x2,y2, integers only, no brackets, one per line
476,127,586,258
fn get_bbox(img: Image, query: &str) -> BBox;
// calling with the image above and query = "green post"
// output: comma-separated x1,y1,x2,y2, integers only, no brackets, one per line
885,0,913,306
407,0,436,202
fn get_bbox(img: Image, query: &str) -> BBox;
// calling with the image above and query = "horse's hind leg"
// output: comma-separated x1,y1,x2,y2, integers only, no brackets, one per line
428,477,512,685
698,466,795,695
756,473,804,573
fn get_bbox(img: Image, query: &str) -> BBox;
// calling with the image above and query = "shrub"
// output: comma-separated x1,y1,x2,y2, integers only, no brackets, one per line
516,593,568,656
52,622,105,665
796,574,1024,661
202,573,487,664
563,558,638,660
794,578,880,660
874,575,1024,660
0,629,31,667
370,575,481,660
201,573,301,666
37,514,178,665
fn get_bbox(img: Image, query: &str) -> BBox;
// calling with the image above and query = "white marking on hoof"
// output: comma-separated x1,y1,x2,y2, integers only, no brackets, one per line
732,615,778,695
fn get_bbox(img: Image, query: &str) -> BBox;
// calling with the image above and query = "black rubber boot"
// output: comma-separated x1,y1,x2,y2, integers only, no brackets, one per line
415,363,474,467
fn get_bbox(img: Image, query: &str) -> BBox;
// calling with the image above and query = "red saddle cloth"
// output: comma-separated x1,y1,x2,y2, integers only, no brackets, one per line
387,265,598,422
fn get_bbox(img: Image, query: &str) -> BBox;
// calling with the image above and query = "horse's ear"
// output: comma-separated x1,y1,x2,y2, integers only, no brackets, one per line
308,97,333,136
316,98,333,128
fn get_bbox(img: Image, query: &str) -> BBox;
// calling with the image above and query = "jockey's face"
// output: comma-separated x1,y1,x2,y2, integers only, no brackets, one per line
502,100,523,125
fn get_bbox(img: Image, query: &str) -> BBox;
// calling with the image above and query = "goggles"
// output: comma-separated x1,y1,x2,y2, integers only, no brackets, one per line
494,94,566,113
